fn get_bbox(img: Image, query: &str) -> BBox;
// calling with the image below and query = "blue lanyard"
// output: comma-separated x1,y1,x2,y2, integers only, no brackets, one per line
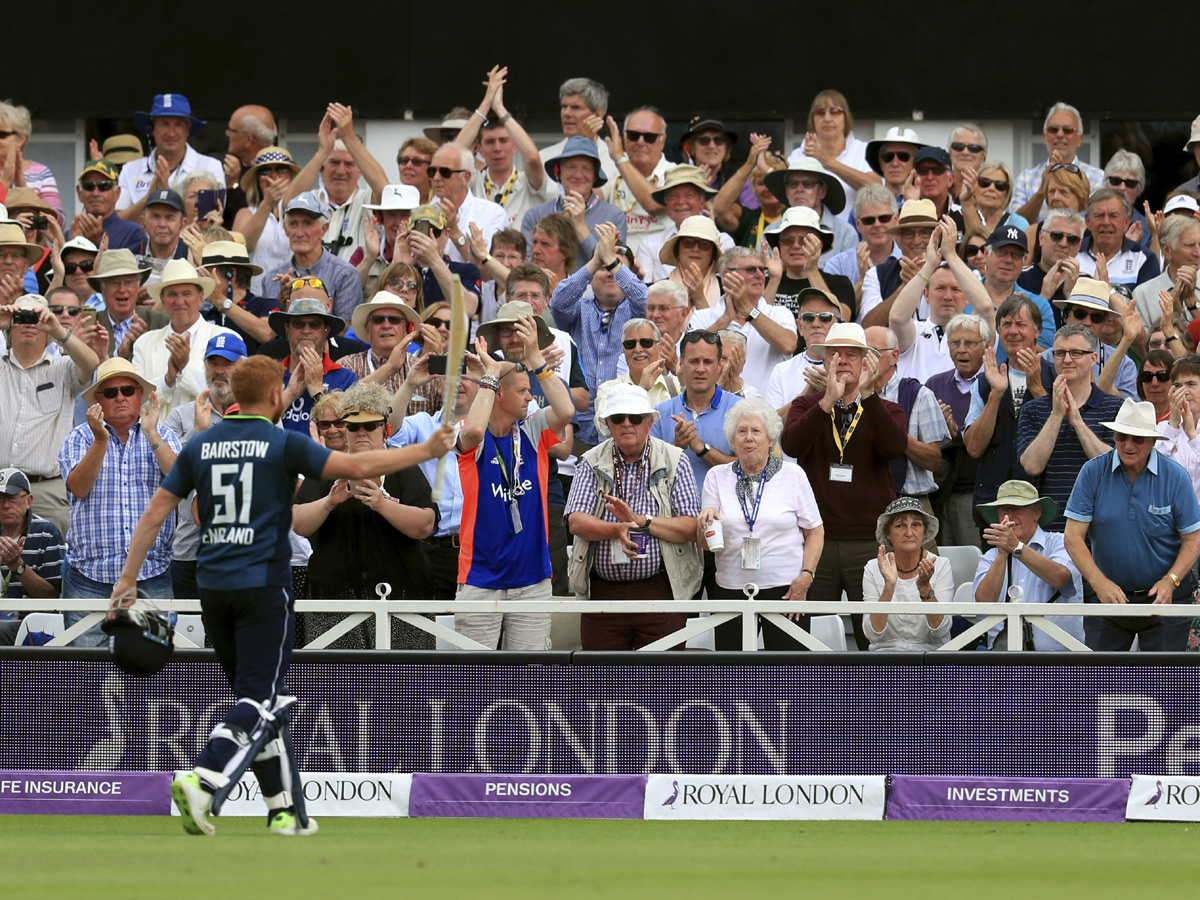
735,463,767,535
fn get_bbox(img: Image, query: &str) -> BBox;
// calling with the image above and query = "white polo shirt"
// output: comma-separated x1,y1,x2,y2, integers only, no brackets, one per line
896,318,955,384
117,146,225,211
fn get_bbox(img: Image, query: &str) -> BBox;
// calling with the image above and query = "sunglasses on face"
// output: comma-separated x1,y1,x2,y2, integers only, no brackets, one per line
812,106,844,117
368,314,409,326
1108,176,1139,190
64,260,95,274
1046,230,1083,246
1113,432,1149,445
682,330,721,346
50,305,82,316
1046,125,1078,136
950,142,985,154
608,413,646,425
879,151,910,164
729,265,769,275
429,317,452,329
1048,163,1081,175
799,312,837,324
398,155,429,167
1066,306,1108,325
1051,347,1095,360
693,134,726,146
623,337,656,350
387,280,420,293
99,385,140,399
679,236,713,251
345,420,384,433
1138,370,1171,384
427,166,466,179
977,176,1009,192
625,130,663,143
858,214,894,226
1148,339,1167,349
916,166,948,177
79,180,117,192
315,419,346,430
965,243,987,255
290,277,326,290
0,130,21,139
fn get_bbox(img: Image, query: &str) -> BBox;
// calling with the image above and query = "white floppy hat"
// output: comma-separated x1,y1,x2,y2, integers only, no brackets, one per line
603,383,660,425
659,215,722,269
350,291,422,337
763,206,835,252
1101,398,1169,441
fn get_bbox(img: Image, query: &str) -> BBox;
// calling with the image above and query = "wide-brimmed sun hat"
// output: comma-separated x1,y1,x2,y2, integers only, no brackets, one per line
976,480,1059,528
876,496,940,548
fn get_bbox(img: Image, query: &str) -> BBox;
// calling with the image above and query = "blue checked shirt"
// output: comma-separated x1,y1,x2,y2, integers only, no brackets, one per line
58,421,181,582
549,265,647,444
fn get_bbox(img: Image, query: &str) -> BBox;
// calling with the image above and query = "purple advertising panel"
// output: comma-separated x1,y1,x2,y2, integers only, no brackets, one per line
0,770,170,815
409,773,645,818
2,655,1200,779
886,775,1129,822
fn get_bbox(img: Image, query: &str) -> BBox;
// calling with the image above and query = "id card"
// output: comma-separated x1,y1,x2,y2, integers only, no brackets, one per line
741,537,762,570
510,501,523,534
610,540,630,565
829,463,853,483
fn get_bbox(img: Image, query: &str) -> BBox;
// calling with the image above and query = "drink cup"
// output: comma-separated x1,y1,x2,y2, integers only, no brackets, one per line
703,519,724,552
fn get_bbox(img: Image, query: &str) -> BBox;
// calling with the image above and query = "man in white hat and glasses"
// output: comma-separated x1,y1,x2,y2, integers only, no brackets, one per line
131,257,238,417
1065,399,1200,651
565,383,702,650
1049,277,1137,400
59,358,181,645
765,206,854,321
352,184,421,296
972,479,1083,651
781,322,909,650
0,294,100,535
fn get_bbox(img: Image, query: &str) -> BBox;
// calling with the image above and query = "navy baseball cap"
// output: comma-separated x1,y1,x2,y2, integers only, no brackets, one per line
914,147,952,169
284,191,329,219
145,189,185,213
985,223,1029,252
0,467,32,495
205,332,247,362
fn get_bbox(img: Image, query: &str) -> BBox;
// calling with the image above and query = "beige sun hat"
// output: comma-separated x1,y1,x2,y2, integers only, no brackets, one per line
976,480,1059,528
1101,398,1169,440
350,291,422,337
659,215,722,269
476,300,554,350
0,221,43,264
885,198,939,234
87,249,152,292
650,165,717,207
82,357,155,404
146,258,216,301
1052,276,1117,316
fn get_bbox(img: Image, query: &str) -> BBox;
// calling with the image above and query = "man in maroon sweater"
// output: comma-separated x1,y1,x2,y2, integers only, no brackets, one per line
780,322,909,649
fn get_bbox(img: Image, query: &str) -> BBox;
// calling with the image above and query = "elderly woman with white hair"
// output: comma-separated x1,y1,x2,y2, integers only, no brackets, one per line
862,497,953,651
0,101,62,221
698,397,824,650
1104,149,1152,252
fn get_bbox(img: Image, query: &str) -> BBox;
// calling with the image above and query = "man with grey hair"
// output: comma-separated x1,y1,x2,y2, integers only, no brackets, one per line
601,106,678,252
824,184,901,304
541,77,617,186
619,279,690,378
260,193,364,320
1018,207,1084,308
689,247,798,393
1077,188,1160,289
222,104,277,227
1104,149,1152,252
1013,102,1105,223
1132,214,1200,331
1018,323,1123,530
947,124,988,201
713,329,758,399
430,142,507,265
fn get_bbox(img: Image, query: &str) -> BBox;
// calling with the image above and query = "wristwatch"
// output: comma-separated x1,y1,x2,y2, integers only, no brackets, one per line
220,298,233,311
604,258,621,272
696,443,712,458
746,307,760,321
641,514,654,529
13,562,26,576
454,235,467,248
1013,541,1025,559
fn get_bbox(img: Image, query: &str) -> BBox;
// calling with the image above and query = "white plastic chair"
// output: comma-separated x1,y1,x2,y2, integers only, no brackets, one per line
811,615,847,651
685,616,715,651
953,582,975,604
14,613,65,646
174,614,205,648
434,614,457,650
940,545,983,590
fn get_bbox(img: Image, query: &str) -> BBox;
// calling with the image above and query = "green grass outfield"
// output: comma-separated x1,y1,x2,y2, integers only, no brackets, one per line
2,816,1198,899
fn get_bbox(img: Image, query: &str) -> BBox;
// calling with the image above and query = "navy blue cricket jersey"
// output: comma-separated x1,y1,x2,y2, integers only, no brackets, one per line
162,415,331,591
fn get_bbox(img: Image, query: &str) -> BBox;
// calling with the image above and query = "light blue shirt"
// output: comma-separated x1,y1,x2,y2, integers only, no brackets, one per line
972,526,1083,651
389,411,462,537
1065,448,1200,590
823,241,900,283
650,386,740,493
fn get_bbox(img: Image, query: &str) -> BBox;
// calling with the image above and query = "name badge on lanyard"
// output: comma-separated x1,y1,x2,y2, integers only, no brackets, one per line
829,404,862,484
736,463,768,570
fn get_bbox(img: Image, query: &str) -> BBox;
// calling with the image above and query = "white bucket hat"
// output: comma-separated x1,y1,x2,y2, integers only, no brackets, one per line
603,383,660,426
763,206,835,252
1101,398,1169,441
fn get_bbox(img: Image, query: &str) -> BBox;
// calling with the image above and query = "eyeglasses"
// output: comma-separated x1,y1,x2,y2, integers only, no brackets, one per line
950,142,985,154
1051,348,1096,360
608,413,646,425
63,260,95,274
1108,176,1140,190
879,151,910,164
812,106,844,117
427,166,466,179
315,419,346,431
799,312,837,324
368,314,409,326
965,244,987,255
678,236,713,250
729,265,769,275
345,420,384,433
398,155,429,167
1046,230,1083,246
623,338,656,350
98,385,140,399
681,330,721,345
916,166,948,176
786,177,822,191
1065,306,1108,325
1148,339,1167,350
1048,163,1081,175
1113,432,1149,445
50,305,82,316
290,277,326,290
79,180,117,192
948,338,983,349
1138,370,1171,384
625,130,663,143
1046,125,1078,135
692,135,726,146
387,279,420,292
977,176,1009,192
858,214,894,226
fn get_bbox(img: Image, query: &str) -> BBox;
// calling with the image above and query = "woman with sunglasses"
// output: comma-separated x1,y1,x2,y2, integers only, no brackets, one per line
947,124,988,200
0,101,63,224
594,318,681,433
660,215,722,309
698,398,824,650
1137,349,1175,421
963,161,1028,236
1024,164,1091,261
233,147,300,293
957,223,990,273
293,382,438,650
1104,150,1152,252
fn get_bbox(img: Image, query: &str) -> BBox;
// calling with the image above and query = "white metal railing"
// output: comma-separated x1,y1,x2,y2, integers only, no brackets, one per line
9,594,1199,652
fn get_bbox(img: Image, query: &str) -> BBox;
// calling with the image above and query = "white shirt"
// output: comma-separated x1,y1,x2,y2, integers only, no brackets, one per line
445,192,508,264
131,317,238,418
765,352,822,412
601,156,676,253
636,222,735,283
896,318,954,384
117,146,225,211
470,165,558,230
1157,420,1200,500
689,298,797,395
863,555,954,651
787,133,871,222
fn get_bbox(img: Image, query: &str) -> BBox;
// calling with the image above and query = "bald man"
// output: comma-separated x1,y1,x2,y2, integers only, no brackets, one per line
223,104,279,226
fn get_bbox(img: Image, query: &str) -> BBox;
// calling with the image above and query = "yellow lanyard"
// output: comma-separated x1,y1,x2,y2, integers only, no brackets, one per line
830,404,863,463
484,168,520,207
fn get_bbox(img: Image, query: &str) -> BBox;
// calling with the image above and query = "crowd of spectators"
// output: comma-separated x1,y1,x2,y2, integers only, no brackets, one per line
3,80,1200,653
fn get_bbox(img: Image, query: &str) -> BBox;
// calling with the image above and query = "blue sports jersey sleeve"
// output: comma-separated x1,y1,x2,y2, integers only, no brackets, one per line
284,430,334,480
